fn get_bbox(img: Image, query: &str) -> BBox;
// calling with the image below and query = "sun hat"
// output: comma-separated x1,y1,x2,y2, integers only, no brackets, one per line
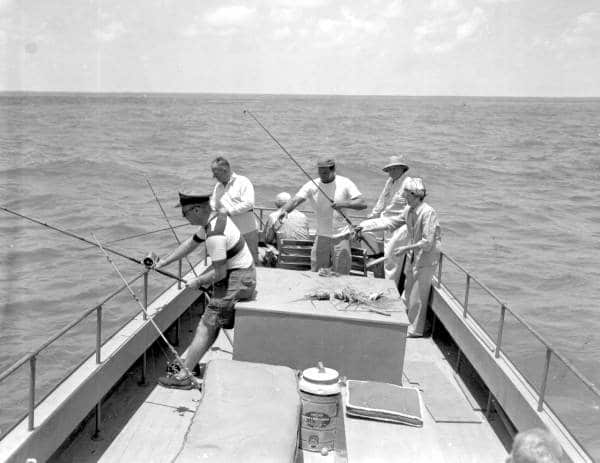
275,192,291,207
382,155,409,172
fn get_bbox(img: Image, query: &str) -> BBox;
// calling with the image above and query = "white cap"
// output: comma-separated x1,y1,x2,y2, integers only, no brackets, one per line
275,192,291,207
403,177,426,193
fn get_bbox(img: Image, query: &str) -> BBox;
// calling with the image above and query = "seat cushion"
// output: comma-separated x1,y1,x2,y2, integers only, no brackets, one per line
174,359,301,463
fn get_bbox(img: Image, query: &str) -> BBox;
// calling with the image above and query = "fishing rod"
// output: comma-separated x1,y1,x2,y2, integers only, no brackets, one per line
0,205,186,284
243,109,377,253
80,223,190,250
92,234,202,390
145,177,199,278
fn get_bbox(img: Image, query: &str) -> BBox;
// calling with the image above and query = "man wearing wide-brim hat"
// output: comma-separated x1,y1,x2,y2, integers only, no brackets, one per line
364,155,410,288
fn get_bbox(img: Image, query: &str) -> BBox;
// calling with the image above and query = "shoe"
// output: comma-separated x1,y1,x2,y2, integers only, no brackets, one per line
158,373,195,390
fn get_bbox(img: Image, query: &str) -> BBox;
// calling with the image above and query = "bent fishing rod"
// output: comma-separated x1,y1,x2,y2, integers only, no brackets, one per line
0,205,186,284
145,177,198,278
243,109,377,253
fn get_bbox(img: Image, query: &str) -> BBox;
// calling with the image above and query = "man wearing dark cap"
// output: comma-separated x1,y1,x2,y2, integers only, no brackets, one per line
154,192,256,389
278,159,366,274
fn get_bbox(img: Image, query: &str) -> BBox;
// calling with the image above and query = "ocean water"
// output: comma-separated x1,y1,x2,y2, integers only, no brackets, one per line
1,94,599,452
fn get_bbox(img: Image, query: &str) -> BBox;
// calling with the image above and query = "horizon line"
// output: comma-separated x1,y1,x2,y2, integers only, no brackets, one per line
1,90,599,99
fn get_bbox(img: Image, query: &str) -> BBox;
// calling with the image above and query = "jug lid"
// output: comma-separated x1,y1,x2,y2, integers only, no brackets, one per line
300,362,340,395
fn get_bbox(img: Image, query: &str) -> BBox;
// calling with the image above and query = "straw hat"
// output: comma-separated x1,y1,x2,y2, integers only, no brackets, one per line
382,155,409,172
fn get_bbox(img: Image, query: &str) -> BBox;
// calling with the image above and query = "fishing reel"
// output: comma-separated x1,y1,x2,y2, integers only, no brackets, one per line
143,252,159,268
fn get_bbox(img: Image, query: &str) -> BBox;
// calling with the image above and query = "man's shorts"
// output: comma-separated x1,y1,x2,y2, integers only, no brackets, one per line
201,266,256,329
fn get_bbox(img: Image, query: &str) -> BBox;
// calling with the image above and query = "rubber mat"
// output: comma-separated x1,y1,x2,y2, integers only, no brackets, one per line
403,361,481,423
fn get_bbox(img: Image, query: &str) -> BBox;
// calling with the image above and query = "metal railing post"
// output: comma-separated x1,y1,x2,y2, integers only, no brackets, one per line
28,356,36,431
538,348,552,411
178,259,182,290
463,274,470,318
436,253,443,287
96,305,102,364
142,271,148,321
495,304,506,358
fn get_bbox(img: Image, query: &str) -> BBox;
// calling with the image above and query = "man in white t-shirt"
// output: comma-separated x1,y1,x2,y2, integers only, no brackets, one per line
278,159,366,274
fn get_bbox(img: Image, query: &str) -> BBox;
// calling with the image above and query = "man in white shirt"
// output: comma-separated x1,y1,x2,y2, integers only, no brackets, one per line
278,159,366,274
210,157,259,264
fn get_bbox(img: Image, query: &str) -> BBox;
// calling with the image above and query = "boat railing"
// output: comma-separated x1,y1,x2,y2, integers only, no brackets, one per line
437,251,600,457
0,259,188,437
254,205,366,228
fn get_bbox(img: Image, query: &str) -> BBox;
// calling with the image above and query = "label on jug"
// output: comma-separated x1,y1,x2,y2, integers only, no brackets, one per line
303,411,331,428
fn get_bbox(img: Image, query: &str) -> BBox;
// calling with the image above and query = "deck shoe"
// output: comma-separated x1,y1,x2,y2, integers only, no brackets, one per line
158,373,195,390
166,361,182,375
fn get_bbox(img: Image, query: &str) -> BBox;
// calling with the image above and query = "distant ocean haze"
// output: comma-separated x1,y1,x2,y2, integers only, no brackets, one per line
1,94,599,449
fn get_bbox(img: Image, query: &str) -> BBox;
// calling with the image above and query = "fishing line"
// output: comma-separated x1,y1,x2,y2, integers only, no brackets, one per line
243,109,376,253
0,205,186,284
79,223,191,250
145,177,199,278
92,233,202,389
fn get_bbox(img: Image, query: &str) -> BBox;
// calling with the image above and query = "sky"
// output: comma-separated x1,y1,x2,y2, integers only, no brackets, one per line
0,0,599,96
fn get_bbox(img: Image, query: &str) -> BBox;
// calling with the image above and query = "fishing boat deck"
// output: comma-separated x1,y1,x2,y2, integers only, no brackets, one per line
51,268,511,463
51,340,510,462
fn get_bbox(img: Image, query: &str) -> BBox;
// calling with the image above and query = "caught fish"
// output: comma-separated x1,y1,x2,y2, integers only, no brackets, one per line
333,286,391,316
305,290,331,300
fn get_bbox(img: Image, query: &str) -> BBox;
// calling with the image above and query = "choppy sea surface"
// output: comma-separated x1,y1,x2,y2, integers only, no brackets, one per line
1,93,599,454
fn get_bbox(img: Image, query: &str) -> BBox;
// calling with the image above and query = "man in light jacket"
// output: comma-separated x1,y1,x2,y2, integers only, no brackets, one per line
210,156,259,264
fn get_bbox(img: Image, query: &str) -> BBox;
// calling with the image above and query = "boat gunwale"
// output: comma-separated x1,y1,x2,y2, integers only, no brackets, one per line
438,251,600,400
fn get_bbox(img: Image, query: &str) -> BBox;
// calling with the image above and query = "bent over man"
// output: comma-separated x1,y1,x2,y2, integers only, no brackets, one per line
356,177,441,337
156,192,256,389
278,159,366,274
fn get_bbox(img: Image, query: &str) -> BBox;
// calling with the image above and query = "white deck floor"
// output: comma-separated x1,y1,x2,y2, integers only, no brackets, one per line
51,305,511,463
